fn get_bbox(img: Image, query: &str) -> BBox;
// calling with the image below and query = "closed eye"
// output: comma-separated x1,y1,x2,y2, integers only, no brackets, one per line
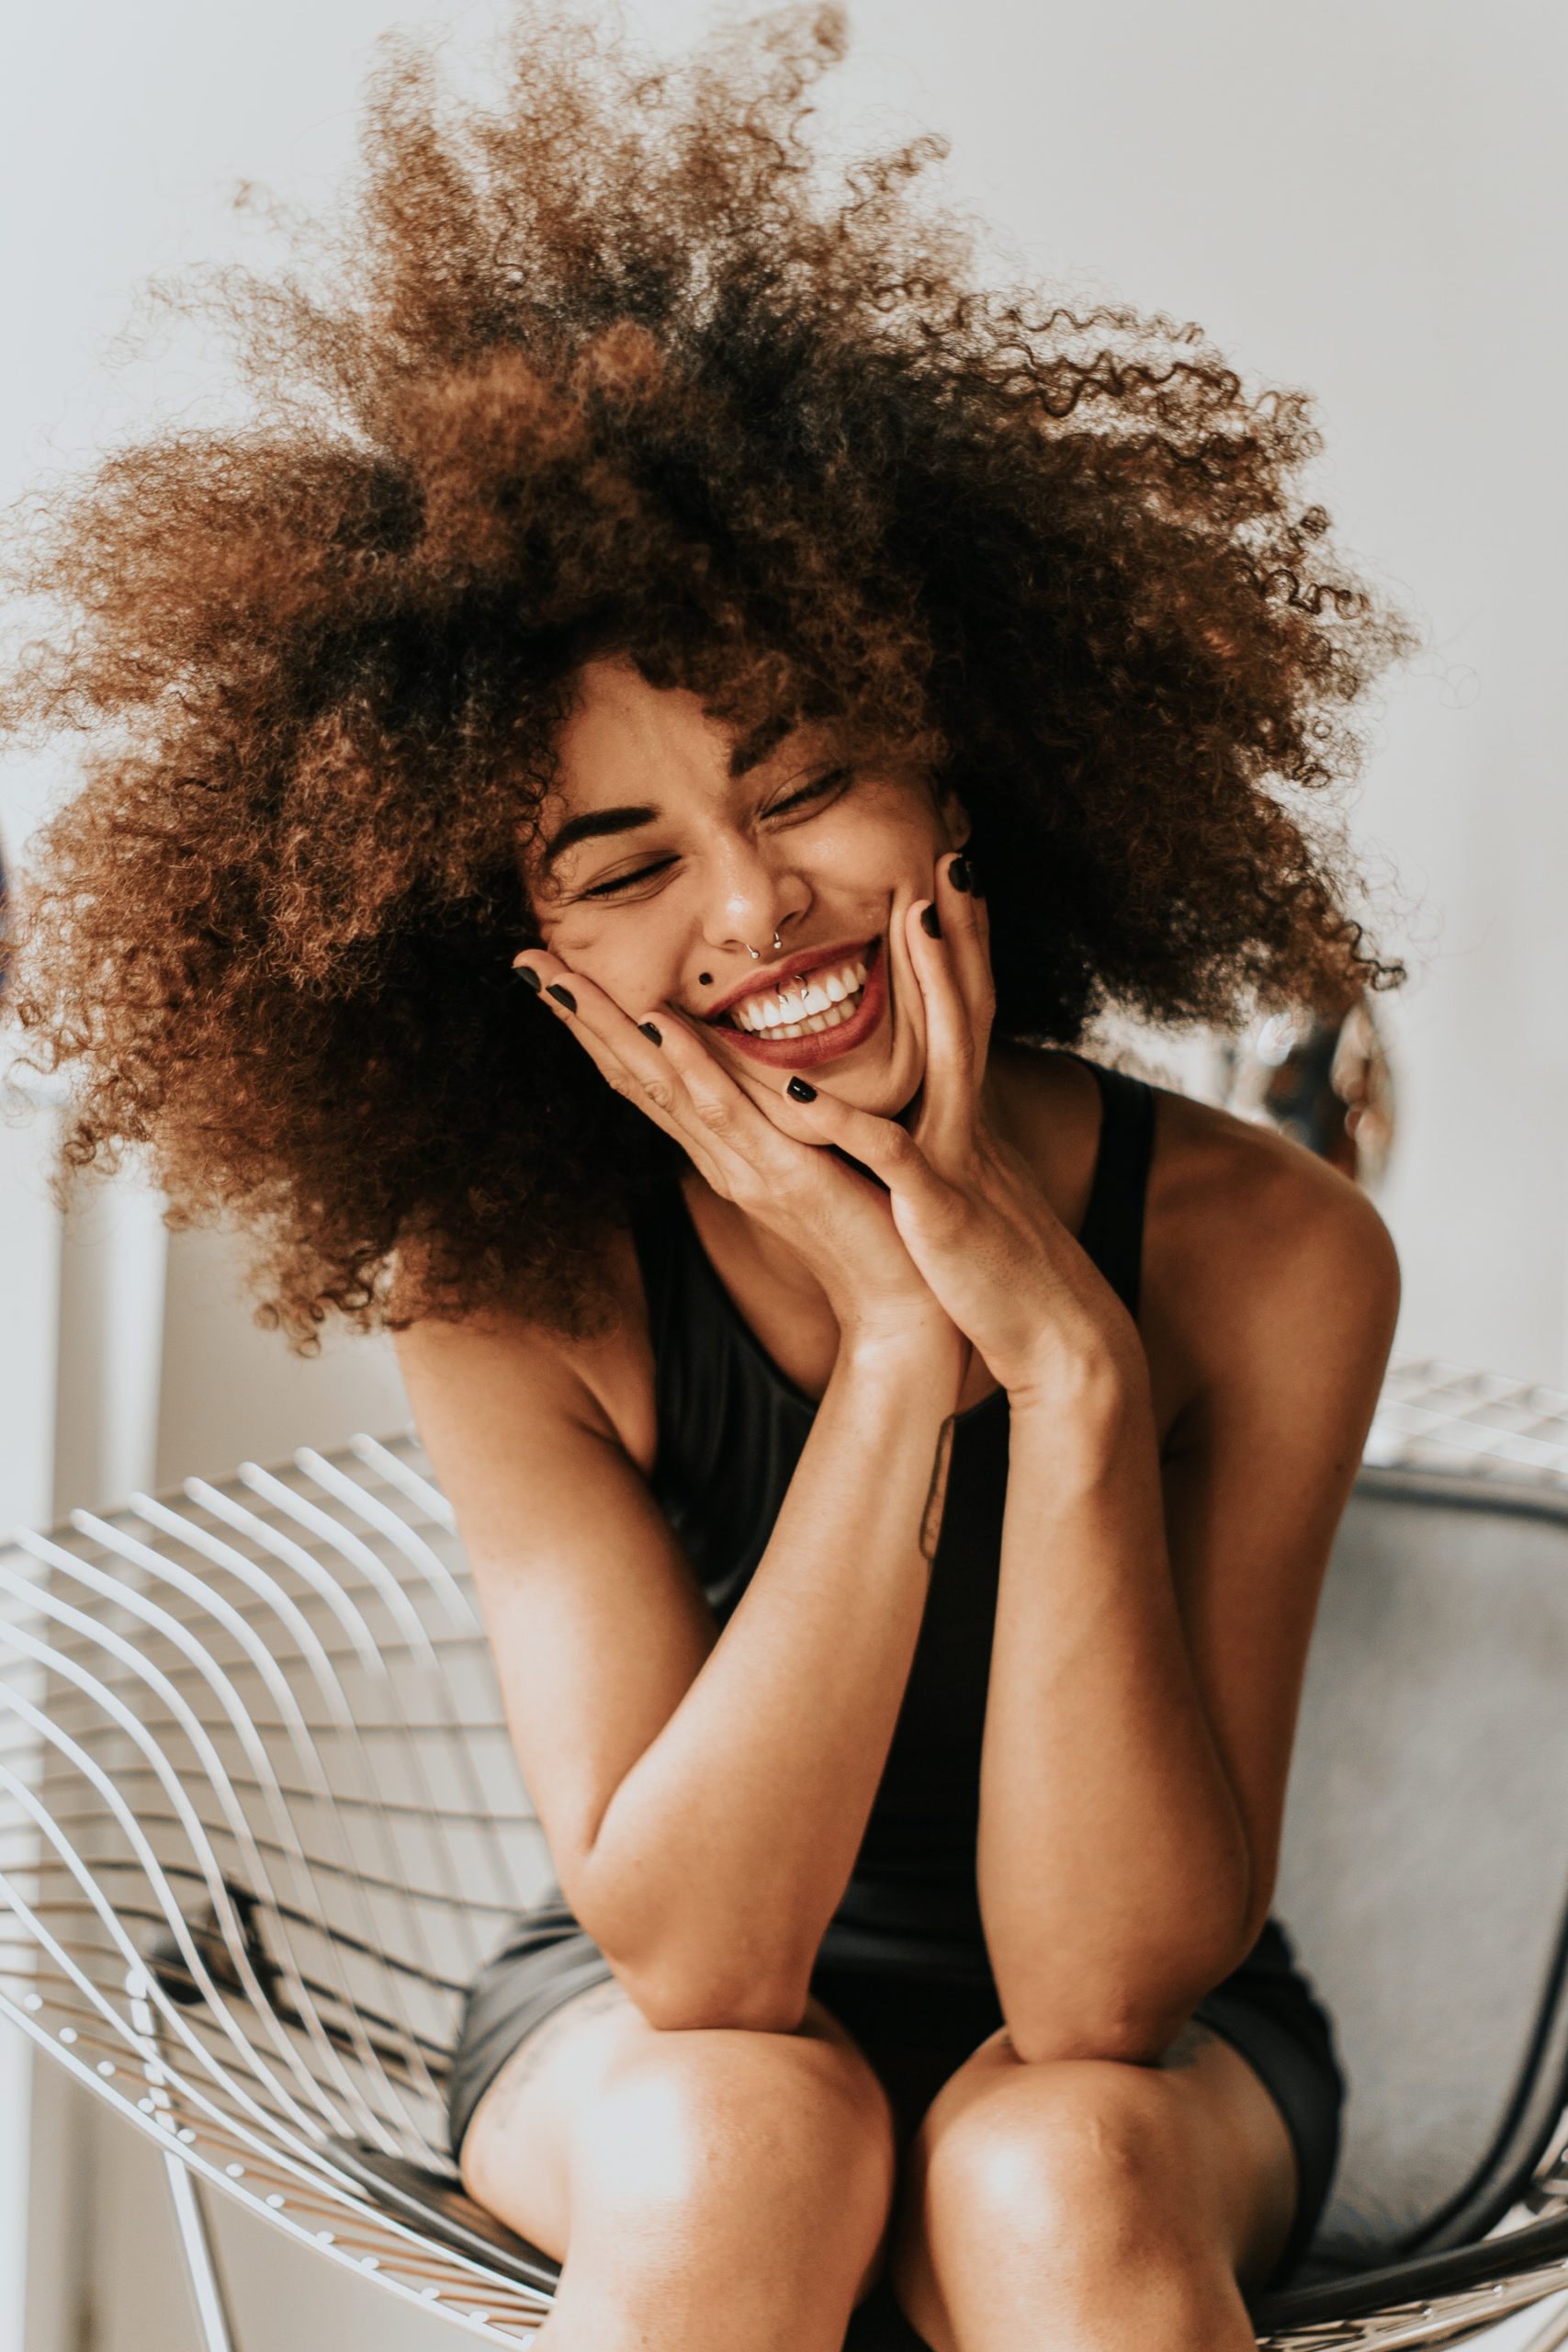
578,769,852,899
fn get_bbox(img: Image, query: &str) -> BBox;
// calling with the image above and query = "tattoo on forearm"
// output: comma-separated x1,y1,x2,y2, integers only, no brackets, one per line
919,1415,958,1567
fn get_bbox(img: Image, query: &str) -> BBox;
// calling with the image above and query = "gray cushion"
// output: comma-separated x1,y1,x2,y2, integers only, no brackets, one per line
1277,1474,1568,2264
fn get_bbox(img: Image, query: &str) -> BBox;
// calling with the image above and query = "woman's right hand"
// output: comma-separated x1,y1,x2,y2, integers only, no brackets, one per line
514,951,966,1368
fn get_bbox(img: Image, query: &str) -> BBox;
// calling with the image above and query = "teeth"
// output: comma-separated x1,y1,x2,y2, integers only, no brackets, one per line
732,956,868,1034
758,989,863,1041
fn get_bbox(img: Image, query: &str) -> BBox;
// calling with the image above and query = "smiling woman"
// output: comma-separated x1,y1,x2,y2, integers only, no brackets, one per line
520,657,953,1093
1,6,1408,2347
0,1,1408,1353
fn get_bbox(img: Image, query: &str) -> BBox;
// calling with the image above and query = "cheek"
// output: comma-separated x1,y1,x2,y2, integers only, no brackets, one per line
534,910,674,1019
816,787,943,873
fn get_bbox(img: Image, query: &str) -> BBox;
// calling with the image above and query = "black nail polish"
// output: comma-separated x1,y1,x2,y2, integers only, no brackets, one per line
515,965,543,993
786,1075,817,1103
920,903,942,939
638,1021,663,1045
546,982,577,1012
949,855,973,893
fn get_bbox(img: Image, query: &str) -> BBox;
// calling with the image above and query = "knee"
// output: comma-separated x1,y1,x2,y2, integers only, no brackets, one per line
578,2013,897,2230
923,2058,1204,2274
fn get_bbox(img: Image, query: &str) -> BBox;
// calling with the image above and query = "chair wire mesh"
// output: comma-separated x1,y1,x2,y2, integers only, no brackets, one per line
3,1358,1568,2348
1,1431,553,2338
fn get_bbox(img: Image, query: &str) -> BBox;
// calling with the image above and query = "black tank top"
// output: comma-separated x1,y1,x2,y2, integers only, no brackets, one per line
626,1054,1157,1990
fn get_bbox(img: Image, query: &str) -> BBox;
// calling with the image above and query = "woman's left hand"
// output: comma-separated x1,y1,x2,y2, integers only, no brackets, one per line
770,852,1145,1416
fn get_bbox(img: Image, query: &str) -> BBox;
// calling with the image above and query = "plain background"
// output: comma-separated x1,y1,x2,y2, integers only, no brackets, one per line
2,2,1565,2344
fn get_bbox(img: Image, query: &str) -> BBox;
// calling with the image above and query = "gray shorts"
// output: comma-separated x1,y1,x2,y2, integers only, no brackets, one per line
446,1905,1341,2294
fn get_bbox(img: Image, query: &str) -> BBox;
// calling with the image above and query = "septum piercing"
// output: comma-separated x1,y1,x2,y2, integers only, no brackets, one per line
699,928,780,984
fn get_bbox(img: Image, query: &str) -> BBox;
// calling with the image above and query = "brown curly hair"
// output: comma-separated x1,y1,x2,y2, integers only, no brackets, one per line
1,2,1413,1350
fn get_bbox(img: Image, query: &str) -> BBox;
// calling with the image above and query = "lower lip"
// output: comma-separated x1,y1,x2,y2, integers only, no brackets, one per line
710,939,888,1070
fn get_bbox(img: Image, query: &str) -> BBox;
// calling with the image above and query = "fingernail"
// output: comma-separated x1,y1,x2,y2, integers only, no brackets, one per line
786,1075,818,1103
515,965,543,994
546,983,577,1012
637,1021,662,1045
920,902,942,939
948,855,973,893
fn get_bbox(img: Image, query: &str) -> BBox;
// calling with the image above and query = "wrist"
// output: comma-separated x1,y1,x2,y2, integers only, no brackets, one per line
1006,1340,1145,1445
837,1316,968,1394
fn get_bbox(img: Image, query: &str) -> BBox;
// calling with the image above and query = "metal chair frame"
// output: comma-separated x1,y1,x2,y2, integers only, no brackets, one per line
5,1356,1568,2349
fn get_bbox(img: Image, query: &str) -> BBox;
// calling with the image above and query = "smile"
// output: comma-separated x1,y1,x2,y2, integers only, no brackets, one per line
722,952,870,1037
711,939,888,1069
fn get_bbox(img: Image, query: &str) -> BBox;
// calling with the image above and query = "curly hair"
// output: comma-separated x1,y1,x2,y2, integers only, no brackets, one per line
1,1,1413,1349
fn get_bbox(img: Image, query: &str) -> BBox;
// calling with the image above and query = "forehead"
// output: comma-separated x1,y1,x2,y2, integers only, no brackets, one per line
551,658,821,806
523,659,833,890
551,660,739,804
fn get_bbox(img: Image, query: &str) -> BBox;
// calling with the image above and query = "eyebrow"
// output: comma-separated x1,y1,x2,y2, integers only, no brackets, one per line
539,804,660,871
538,739,835,875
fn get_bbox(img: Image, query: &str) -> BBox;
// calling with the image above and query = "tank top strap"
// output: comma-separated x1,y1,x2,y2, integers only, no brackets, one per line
1072,1057,1156,1322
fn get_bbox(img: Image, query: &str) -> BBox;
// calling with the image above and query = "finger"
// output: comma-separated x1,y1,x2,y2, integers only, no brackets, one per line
766,1074,967,1234
513,952,718,1170
904,890,981,1175
941,849,996,1044
515,952,807,1198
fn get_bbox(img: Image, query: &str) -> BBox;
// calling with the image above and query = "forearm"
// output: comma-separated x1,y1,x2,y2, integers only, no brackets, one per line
577,1334,961,2029
977,1367,1251,2064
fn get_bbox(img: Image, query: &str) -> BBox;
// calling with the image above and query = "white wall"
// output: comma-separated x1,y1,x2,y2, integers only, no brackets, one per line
867,0,1568,1385
3,2,1565,2346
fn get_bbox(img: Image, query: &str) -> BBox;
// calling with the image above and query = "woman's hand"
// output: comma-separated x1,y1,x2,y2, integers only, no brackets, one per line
512,947,967,1374
762,854,1145,1416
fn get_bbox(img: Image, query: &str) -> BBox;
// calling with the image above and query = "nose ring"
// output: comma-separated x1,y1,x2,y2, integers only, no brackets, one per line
747,930,784,961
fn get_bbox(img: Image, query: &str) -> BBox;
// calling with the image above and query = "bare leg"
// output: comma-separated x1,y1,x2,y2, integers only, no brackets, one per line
889,2020,1297,2352
460,1977,898,2352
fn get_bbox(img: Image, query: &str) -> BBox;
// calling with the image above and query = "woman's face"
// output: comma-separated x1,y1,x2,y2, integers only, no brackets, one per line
523,657,969,1119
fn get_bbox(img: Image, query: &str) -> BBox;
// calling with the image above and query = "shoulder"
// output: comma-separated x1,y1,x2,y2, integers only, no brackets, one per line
1001,1044,1397,1441
1139,1079,1401,1453
391,1218,660,1481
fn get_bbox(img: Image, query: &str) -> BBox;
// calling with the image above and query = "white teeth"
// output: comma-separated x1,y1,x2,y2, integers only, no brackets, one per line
731,954,871,1034
751,985,864,1040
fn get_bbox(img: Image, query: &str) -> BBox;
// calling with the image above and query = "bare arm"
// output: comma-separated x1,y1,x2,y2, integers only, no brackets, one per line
976,1134,1401,2064
579,1331,959,2026
399,1304,961,2034
401,910,986,2036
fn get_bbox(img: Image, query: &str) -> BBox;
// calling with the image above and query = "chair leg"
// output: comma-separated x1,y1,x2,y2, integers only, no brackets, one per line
164,2152,240,2352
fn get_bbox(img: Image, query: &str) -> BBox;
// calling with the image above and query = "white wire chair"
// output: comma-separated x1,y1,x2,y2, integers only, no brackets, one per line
5,1355,1568,2350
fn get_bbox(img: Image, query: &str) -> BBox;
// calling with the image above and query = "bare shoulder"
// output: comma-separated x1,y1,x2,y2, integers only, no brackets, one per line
390,1226,717,1912
391,1219,660,1488
1140,1080,1401,1452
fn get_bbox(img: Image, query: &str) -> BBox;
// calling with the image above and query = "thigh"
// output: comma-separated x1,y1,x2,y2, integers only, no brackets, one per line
459,1972,895,2267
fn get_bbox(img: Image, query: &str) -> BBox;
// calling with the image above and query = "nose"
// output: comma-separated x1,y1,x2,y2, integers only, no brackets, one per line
700,826,809,956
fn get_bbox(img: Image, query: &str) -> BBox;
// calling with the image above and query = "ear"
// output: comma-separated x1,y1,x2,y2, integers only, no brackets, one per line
936,780,973,852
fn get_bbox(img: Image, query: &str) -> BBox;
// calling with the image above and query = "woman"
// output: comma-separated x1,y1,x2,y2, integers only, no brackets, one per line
4,7,1408,2346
